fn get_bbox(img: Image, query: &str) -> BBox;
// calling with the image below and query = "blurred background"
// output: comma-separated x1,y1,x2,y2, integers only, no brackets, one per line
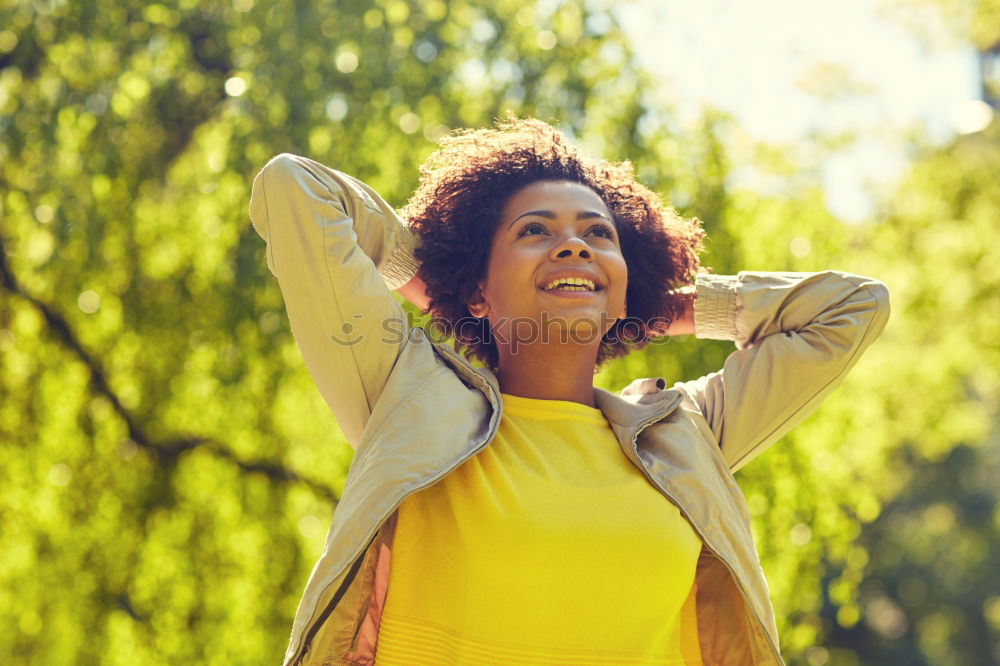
0,0,997,663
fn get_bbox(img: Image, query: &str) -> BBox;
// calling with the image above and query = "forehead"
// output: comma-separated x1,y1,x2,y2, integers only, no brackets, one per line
501,180,611,217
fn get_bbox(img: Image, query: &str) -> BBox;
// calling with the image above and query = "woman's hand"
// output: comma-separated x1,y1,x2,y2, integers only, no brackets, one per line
396,272,431,313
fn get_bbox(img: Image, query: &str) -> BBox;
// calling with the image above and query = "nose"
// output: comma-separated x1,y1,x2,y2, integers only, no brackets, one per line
551,235,591,260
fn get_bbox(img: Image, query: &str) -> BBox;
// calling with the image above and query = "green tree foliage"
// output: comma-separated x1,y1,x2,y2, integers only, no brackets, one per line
815,121,1000,665
2,0,996,665
879,0,1000,50
827,443,1000,665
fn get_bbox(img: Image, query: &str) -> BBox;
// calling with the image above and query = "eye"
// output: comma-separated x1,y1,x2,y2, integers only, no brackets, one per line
587,224,615,239
518,221,548,237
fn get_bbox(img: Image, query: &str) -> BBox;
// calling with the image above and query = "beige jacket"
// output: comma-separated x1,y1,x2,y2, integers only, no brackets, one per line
249,153,891,666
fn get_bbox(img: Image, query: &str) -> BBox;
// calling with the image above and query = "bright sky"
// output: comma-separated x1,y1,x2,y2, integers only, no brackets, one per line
617,0,983,220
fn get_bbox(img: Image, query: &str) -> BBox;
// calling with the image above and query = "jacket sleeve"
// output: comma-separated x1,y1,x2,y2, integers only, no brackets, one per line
248,153,421,449
672,271,890,472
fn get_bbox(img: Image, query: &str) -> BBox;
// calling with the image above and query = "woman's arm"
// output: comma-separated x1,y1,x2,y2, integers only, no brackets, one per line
249,153,420,450
650,286,696,337
672,271,891,472
396,273,431,313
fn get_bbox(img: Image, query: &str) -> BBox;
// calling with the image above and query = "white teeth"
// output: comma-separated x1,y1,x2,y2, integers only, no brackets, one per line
543,276,597,291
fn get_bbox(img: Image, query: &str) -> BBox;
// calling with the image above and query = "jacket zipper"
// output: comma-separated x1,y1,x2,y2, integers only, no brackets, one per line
291,385,504,666
294,544,370,665
629,414,783,665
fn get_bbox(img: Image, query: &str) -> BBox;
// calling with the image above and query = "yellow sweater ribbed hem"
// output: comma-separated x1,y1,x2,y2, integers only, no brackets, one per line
376,611,699,666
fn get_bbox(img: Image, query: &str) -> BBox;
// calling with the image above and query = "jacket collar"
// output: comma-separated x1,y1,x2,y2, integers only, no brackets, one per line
592,382,685,467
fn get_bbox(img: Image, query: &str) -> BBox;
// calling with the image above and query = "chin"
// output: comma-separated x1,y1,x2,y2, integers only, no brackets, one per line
539,315,610,346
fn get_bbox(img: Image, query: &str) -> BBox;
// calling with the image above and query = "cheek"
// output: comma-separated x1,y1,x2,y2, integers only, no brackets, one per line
482,262,526,307
612,256,629,311
611,255,628,290
489,248,535,285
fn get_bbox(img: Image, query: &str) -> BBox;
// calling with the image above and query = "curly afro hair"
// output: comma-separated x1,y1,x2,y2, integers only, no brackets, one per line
399,115,705,374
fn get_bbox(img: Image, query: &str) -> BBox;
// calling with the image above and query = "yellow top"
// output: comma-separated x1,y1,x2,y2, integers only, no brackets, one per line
374,393,704,665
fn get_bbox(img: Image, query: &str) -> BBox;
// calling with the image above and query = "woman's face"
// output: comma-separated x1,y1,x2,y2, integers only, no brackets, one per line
468,180,629,350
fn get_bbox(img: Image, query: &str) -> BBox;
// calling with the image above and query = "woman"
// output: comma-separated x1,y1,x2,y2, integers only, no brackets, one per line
248,117,890,666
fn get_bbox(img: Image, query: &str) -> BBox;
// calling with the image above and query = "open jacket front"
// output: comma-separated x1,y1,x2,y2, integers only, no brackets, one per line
248,153,891,666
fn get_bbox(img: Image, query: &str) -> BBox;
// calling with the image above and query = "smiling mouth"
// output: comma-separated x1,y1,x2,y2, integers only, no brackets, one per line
540,277,603,292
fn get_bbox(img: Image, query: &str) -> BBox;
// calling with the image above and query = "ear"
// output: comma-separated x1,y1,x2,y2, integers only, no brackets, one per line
467,284,489,318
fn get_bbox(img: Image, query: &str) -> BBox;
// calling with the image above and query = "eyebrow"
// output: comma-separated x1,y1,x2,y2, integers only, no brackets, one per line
506,210,614,230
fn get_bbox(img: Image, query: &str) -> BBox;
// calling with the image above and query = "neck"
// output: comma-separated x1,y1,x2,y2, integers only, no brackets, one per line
494,340,600,407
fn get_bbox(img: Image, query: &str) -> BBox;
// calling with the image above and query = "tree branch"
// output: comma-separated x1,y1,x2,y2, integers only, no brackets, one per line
0,238,337,502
